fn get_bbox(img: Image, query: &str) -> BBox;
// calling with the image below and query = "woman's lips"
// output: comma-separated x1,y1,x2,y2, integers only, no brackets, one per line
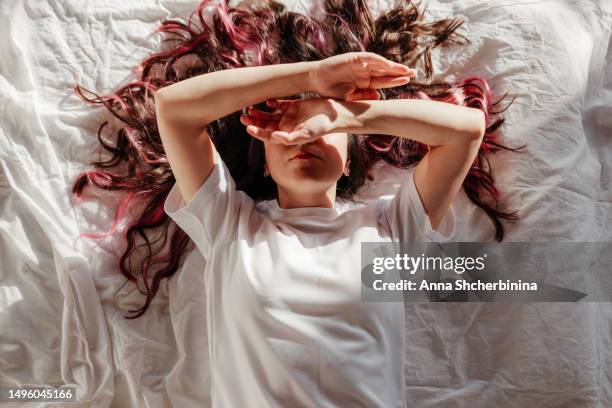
291,153,320,160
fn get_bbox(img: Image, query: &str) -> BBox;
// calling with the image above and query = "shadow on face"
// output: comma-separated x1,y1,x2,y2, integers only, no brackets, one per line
264,132,349,199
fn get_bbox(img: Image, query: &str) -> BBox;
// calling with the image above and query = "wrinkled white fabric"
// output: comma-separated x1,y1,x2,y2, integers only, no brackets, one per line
162,151,454,407
0,0,611,407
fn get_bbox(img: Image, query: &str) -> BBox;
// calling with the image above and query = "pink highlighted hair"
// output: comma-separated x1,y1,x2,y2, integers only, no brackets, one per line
72,0,524,318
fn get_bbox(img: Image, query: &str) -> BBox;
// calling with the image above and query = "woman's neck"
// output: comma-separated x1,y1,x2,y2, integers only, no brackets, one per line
276,184,337,209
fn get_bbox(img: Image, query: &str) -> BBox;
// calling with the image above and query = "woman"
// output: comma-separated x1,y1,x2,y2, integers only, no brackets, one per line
73,0,519,405
156,51,481,406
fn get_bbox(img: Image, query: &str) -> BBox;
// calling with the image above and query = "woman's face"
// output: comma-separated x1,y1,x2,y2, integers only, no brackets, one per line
263,132,349,196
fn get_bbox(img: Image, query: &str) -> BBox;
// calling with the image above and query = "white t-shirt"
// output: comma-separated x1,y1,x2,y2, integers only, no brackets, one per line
163,152,455,408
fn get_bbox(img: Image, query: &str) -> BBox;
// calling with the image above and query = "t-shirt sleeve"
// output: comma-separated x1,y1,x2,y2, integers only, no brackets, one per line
376,168,456,243
163,151,246,260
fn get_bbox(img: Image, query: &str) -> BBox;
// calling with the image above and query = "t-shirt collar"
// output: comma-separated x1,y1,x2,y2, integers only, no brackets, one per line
257,197,349,221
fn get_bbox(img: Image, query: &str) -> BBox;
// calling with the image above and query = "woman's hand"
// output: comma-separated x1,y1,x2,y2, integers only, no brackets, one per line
308,52,416,101
240,98,350,145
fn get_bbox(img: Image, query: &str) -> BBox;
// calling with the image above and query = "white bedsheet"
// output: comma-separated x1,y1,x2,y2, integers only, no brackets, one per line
0,0,610,406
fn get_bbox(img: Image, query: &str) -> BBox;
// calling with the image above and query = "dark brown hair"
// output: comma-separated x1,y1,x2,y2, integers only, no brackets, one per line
72,0,523,318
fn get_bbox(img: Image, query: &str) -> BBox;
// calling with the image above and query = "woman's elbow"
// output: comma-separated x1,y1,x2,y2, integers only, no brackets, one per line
154,89,171,117
467,108,486,141
451,109,485,154
154,89,211,128
447,109,485,148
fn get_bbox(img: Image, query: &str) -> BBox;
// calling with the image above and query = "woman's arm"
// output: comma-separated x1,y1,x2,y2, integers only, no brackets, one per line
155,62,314,204
155,62,314,128
334,99,485,230
155,52,412,205
243,96,483,230
155,52,413,128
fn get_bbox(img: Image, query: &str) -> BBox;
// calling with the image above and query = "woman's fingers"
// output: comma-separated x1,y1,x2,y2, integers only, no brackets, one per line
346,88,380,101
243,100,297,142
241,106,283,129
248,106,283,121
240,114,253,125
369,76,413,89
358,53,415,75
241,114,271,129
357,53,396,69
270,130,308,145
246,125,274,142
266,98,291,112
370,68,416,77
269,131,292,144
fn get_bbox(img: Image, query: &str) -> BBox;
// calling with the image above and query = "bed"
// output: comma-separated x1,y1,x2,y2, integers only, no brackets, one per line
0,0,610,406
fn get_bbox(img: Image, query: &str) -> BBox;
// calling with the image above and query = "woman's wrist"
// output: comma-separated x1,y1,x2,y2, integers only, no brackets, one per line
292,61,320,94
328,99,365,133
305,60,323,95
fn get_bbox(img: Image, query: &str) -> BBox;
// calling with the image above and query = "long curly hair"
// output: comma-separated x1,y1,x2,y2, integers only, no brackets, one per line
72,0,524,319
